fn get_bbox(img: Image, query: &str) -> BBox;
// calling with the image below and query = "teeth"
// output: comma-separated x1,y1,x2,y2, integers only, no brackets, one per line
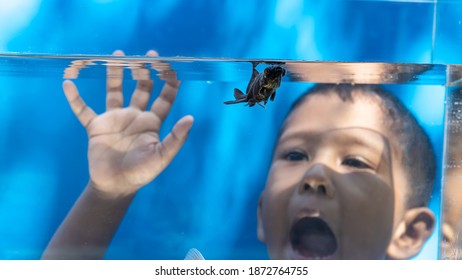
296,209,320,219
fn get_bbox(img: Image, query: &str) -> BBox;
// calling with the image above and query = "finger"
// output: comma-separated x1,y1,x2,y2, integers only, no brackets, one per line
63,59,93,79
149,79,180,124
147,50,181,89
160,115,194,164
129,51,156,110
160,69,181,89
106,50,125,110
62,80,97,128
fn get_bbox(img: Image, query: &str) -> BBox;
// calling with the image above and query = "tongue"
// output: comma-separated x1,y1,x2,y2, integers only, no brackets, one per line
290,217,338,258
299,233,337,257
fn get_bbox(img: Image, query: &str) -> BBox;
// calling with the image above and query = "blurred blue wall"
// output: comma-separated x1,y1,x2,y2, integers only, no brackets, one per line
0,0,452,259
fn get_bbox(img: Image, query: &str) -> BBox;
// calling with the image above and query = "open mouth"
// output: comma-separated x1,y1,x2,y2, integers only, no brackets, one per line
290,217,338,259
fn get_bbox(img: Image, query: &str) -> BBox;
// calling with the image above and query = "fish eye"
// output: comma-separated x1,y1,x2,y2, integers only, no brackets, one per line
273,66,286,76
342,157,372,169
283,150,308,161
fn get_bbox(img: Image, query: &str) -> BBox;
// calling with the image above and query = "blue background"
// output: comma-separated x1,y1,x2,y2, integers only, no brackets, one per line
0,0,455,259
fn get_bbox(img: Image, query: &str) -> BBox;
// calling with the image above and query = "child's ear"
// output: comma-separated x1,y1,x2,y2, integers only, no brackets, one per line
387,207,435,259
257,195,265,243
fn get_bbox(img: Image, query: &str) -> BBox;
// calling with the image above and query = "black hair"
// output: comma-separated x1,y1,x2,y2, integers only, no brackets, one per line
280,84,436,209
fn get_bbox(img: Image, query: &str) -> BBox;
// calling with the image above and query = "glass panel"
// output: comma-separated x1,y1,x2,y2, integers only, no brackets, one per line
434,0,462,260
433,0,462,64
441,87,462,259
0,0,447,260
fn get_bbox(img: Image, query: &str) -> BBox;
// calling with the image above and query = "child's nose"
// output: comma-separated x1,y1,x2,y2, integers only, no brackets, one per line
299,163,335,198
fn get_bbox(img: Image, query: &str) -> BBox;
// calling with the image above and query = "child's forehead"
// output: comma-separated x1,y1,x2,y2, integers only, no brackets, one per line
297,89,384,111
284,92,389,132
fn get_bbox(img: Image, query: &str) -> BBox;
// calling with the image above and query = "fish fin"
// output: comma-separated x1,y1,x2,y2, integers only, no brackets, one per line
270,91,276,101
224,99,247,105
234,88,246,100
246,63,260,93
247,100,258,107
257,102,265,108
251,68,259,78
224,89,248,105
184,248,205,260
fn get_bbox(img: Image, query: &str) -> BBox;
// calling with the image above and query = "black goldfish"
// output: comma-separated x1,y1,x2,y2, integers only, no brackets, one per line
224,62,286,108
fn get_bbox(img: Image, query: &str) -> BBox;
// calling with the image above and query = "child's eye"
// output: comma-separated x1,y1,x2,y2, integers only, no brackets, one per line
342,157,372,169
283,150,308,161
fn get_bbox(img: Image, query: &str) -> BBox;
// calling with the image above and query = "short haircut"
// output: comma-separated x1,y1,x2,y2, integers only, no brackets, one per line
279,84,436,209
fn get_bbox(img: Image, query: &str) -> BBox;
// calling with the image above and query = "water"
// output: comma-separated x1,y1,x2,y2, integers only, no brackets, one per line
0,53,452,84
0,54,452,260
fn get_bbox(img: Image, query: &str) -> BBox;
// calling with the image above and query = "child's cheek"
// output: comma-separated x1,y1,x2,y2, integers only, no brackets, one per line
266,161,305,193
335,172,394,258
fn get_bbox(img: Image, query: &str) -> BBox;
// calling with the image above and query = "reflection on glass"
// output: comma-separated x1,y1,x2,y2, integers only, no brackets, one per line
441,87,462,260
7,53,462,86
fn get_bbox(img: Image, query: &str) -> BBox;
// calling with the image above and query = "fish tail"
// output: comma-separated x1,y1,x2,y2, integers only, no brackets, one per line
224,88,247,105
224,99,245,105
233,88,246,100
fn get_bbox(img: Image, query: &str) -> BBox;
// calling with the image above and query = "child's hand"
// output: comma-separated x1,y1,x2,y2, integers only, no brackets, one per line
63,50,193,198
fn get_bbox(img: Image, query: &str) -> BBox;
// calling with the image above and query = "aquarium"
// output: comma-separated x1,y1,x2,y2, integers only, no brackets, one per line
0,0,459,260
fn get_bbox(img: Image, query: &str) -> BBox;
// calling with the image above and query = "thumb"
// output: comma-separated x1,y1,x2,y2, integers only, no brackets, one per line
160,115,194,164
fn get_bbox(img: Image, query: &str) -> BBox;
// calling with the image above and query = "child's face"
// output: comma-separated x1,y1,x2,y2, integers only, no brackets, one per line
258,92,411,259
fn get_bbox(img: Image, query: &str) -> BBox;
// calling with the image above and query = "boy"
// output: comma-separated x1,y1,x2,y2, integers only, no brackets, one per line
42,51,436,260
257,83,436,259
